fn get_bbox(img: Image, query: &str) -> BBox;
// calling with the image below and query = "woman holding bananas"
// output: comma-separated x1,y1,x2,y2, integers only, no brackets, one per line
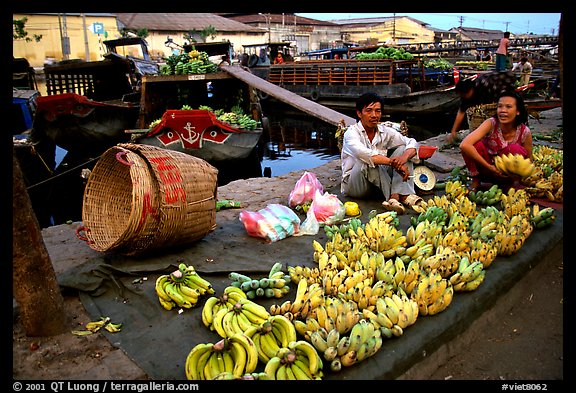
459,91,533,192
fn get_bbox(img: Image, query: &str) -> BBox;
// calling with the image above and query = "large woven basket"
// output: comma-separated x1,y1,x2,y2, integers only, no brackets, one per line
466,103,497,131
79,143,218,256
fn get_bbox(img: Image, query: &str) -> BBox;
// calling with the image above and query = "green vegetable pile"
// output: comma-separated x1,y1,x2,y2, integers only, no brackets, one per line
160,49,219,75
354,46,414,60
423,58,454,70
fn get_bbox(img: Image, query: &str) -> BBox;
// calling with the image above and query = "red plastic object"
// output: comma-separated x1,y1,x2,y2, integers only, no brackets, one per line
418,145,438,159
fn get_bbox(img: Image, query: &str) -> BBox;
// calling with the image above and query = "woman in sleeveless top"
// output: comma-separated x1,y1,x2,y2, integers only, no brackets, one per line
459,91,533,191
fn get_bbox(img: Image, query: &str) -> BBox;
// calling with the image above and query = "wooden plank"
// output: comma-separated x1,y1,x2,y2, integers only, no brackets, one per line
220,64,356,127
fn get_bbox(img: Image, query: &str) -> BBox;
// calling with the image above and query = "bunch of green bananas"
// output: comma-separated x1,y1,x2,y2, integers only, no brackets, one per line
530,205,556,229
323,217,363,240
154,263,214,310
263,340,324,379
228,262,291,299
410,205,448,227
185,333,259,380
469,205,506,242
449,256,486,292
468,184,503,206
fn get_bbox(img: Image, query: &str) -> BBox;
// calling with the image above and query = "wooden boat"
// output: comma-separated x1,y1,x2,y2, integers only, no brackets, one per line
132,109,263,161
254,59,460,116
30,93,138,157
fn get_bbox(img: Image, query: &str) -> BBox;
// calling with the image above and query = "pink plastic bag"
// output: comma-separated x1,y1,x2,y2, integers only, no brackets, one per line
310,190,346,225
239,204,300,243
288,171,324,208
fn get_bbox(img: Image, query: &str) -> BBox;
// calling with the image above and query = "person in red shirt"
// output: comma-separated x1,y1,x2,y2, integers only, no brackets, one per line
273,52,285,64
459,91,533,191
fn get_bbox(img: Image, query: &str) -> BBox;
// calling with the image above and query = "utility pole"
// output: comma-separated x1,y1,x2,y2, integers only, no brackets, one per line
82,13,90,61
58,13,70,60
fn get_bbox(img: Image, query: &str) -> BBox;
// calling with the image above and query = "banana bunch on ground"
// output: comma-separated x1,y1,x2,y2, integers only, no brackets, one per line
420,245,460,278
326,319,383,371
449,256,486,291
500,187,531,218
264,341,324,380
203,287,271,337
244,315,297,363
228,262,291,299
269,277,324,321
410,270,454,316
362,288,419,339
287,264,322,286
494,153,536,179
348,215,406,258
467,184,503,206
375,256,407,287
443,210,469,232
410,205,448,227
439,228,472,253
412,194,450,213
185,333,259,380
468,238,498,268
202,286,247,330
406,219,444,249
323,217,363,240
444,180,469,200
523,167,563,202
212,371,271,380
447,194,478,219
493,214,533,256
404,238,436,260
530,205,557,229
293,295,362,340
468,205,506,242
155,263,214,310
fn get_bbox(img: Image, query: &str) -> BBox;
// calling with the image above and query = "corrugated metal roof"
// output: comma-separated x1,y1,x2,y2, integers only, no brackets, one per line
221,13,339,26
115,13,263,33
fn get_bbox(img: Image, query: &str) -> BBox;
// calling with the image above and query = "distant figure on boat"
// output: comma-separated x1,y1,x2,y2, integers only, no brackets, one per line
274,52,285,64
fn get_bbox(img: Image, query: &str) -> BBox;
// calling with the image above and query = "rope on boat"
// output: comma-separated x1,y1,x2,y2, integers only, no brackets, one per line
26,155,101,191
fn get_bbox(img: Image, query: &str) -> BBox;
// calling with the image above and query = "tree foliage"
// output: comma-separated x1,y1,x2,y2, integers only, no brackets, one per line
13,17,43,42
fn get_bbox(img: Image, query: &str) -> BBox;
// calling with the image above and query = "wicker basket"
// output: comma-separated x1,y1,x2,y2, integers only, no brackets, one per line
79,143,218,255
466,103,497,131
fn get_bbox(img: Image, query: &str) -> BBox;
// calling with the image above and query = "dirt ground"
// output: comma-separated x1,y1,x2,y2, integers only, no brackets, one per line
12,108,564,381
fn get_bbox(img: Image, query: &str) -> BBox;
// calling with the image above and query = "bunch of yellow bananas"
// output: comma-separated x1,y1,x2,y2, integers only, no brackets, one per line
444,180,469,200
439,228,472,253
185,333,259,380
500,187,531,218
243,315,297,363
468,239,498,269
494,153,536,178
449,256,486,292
154,263,214,311
263,341,324,380
493,214,533,256
210,295,272,339
325,319,382,371
420,245,460,278
411,270,454,316
272,278,324,322
286,264,322,286
201,286,247,330
306,296,361,337
362,288,419,339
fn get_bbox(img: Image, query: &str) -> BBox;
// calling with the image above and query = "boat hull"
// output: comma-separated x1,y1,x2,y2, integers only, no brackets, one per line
136,109,263,162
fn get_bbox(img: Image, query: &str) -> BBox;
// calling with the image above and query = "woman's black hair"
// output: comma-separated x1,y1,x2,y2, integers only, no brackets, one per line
496,91,529,126
355,92,384,112
454,78,475,93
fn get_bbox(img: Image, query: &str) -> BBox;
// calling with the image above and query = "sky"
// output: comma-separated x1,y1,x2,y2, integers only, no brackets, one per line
295,13,561,36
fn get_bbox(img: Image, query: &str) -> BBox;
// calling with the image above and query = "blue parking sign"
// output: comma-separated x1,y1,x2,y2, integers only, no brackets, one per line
91,22,105,35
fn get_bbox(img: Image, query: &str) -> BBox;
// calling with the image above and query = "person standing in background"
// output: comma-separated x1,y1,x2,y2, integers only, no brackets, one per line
495,31,511,71
512,57,533,86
